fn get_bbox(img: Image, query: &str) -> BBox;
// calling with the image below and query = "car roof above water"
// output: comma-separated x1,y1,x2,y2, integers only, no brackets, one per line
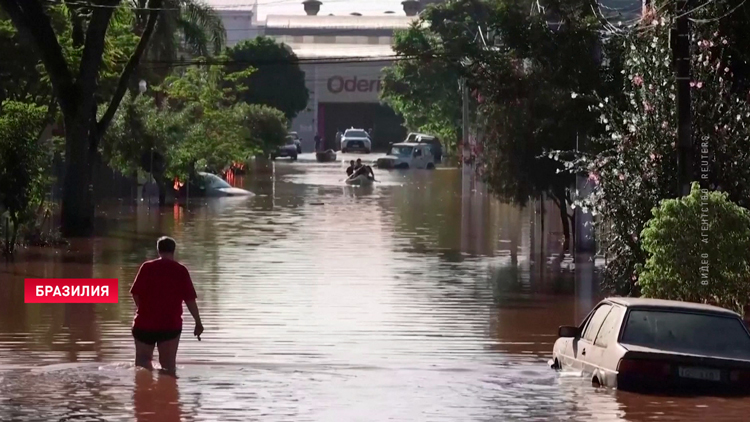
604,297,739,316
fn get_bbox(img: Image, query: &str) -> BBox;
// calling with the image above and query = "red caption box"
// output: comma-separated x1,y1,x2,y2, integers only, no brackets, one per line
24,278,119,303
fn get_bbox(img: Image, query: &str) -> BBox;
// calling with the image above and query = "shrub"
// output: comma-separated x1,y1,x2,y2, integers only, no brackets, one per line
0,101,51,254
637,183,750,313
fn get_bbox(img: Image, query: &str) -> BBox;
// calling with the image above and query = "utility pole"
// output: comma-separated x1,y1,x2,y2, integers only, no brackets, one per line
674,0,692,196
462,78,470,168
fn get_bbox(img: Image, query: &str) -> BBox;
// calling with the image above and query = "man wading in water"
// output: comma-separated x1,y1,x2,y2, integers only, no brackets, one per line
130,236,204,377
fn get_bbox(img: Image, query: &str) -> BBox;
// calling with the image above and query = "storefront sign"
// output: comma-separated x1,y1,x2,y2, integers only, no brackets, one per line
313,62,390,103
326,76,382,94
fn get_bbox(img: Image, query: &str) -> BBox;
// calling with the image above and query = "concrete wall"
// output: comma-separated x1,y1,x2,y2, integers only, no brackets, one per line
217,10,262,47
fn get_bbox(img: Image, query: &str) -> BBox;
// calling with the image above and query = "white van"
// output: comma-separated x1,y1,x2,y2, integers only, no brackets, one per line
375,142,436,169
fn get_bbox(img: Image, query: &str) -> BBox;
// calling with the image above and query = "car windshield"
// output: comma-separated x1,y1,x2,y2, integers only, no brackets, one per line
621,310,750,360
201,173,231,189
285,137,296,145
345,130,367,138
389,146,414,156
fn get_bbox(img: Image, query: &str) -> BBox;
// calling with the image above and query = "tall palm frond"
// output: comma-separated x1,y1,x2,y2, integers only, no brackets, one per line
179,0,225,55
130,0,226,62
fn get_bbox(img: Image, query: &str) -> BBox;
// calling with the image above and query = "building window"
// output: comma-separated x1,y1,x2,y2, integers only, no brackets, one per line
314,35,336,43
293,35,304,43
368,36,379,45
380,36,392,45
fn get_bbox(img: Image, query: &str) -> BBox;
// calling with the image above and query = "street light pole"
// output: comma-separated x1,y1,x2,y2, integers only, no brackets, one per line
674,0,692,196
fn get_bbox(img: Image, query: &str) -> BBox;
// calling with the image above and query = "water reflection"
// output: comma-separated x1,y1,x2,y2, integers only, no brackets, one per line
1,163,748,420
134,370,182,422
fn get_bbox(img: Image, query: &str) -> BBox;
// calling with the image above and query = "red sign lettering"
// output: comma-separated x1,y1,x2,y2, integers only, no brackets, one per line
327,76,382,94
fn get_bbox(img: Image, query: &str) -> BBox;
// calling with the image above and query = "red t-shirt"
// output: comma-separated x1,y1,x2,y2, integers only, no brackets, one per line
130,258,198,331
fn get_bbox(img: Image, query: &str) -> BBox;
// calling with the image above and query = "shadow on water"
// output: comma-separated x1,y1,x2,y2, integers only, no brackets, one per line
2,162,750,421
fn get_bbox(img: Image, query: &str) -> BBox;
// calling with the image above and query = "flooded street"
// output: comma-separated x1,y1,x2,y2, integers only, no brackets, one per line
2,155,750,421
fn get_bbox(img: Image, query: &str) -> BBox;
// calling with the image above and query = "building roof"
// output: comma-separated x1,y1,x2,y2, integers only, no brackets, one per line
286,43,396,59
265,14,416,30
605,297,739,315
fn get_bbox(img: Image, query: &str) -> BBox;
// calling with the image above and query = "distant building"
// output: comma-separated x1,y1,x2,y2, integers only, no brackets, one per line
212,0,445,151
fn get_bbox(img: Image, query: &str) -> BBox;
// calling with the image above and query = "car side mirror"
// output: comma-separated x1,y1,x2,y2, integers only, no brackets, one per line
558,325,578,338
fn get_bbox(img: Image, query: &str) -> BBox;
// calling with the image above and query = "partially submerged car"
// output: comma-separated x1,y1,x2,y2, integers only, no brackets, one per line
287,132,302,153
551,297,750,393
376,142,436,170
271,139,298,161
197,172,253,196
405,132,442,162
340,128,371,153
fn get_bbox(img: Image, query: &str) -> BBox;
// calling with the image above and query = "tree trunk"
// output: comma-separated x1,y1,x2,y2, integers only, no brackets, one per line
155,173,167,206
9,213,19,255
0,0,163,238
61,119,95,237
553,190,571,254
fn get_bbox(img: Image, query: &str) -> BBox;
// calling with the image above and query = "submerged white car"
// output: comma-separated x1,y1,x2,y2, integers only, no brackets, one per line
340,128,371,153
198,172,253,196
375,142,436,169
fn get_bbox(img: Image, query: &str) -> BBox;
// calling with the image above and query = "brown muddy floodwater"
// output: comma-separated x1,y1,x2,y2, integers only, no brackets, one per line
2,153,750,421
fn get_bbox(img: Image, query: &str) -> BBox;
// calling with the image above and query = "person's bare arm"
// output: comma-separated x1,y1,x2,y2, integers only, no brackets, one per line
130,264,146,308
186,300,204,340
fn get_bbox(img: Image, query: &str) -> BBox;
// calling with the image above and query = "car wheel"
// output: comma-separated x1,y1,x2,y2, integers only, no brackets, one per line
426,163,435,170
342,148,348,153
270,154,277,160
291,154,298,161
396,163,409,169
592,376,602,388
297,147,302,154
365,149,371,154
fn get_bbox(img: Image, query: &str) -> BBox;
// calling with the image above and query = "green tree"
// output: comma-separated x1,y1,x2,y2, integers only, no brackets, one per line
224,37,309,120
0,101,51,254
638,183,750,313
103,65,287,203
0,14,49,104
385,0,615,250
0,0,162,237
381,25,462,152
131,0,226,88
135,0,225,60
559,5,750,294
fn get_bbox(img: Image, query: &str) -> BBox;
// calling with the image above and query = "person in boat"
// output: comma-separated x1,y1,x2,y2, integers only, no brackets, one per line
346,160,355,177
350,158,375,180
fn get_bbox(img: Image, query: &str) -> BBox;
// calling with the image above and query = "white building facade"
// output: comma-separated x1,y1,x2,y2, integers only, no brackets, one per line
213,0,443,151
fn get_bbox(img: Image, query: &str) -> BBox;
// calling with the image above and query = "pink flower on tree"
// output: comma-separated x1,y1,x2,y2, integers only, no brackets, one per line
643,100,654,112
588,172,600,185
632,75,644,86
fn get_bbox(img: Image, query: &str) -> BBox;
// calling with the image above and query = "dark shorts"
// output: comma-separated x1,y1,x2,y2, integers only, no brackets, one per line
132,328,182,346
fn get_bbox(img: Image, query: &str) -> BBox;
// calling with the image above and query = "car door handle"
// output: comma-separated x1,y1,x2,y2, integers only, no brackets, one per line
581,349,586,356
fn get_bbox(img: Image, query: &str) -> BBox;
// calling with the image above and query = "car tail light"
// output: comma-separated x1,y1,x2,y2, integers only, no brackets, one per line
617,358,671,376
